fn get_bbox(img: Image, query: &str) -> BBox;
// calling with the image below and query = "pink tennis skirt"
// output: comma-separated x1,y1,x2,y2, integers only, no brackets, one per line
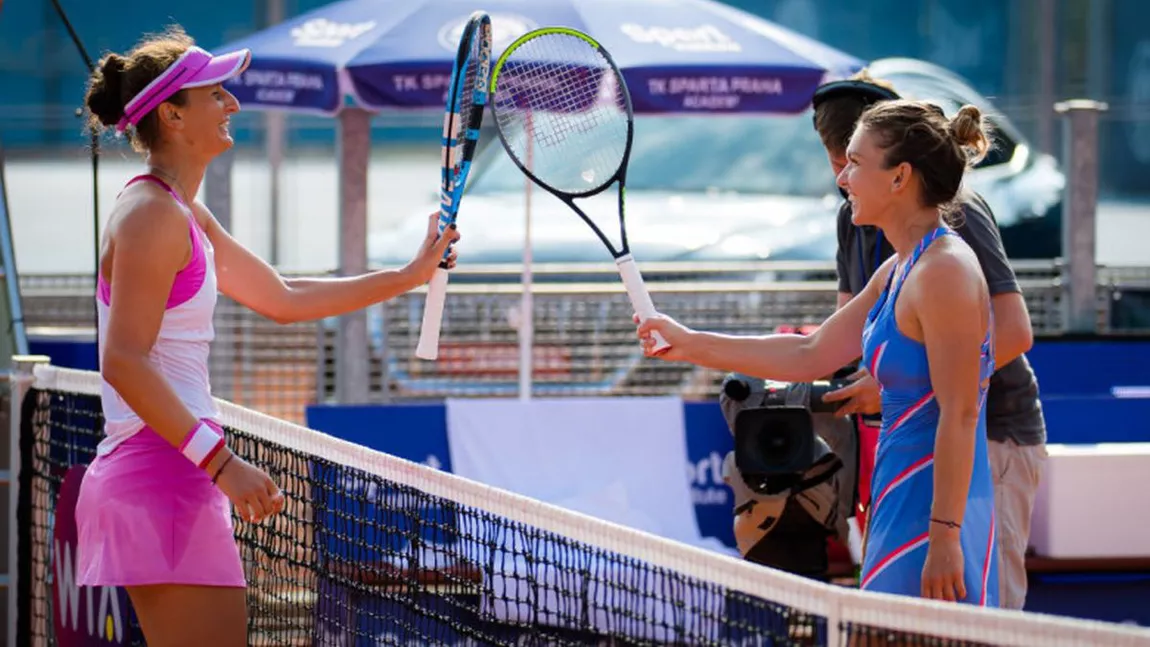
74,425,246,588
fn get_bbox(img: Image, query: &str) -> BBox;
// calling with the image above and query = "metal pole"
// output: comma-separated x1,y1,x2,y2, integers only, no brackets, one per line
0,137,28,359
1086,0,1110,100
336,108,371,404
266,0,286,267
206,148,235,401
518,123,534,401
376,302,391,403
205,147,234,233
1037,0,1056,154
267,113,286,266
1054,99,1108,333
7,355,49,647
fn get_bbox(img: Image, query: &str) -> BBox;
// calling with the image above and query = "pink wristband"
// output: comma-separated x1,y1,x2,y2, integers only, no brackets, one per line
179,420,225,469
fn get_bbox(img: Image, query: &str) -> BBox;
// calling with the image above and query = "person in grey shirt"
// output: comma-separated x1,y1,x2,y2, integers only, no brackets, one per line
812,73,1048,610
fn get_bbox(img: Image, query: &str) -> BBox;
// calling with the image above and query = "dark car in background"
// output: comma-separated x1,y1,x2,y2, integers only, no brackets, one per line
357,57,1067,398
370,57,1065,272
865,58,1065,259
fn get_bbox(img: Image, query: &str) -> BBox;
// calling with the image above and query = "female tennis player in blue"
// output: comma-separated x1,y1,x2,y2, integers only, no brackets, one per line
637,99,998,606
79,26,458,646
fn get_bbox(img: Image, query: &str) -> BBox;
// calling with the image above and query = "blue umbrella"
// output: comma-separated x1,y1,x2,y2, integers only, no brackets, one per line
220,0,863,115
214,0,864,403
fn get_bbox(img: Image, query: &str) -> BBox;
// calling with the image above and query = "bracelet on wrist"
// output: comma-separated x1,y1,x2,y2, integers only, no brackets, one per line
211,453,236,484
930,517,961,530
179,420,226,470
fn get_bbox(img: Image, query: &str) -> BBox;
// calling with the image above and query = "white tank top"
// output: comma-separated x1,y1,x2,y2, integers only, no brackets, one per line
95,174,219,455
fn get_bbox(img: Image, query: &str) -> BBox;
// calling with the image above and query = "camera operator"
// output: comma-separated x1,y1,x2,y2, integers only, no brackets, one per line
717,371,858,582
810,72,1048,610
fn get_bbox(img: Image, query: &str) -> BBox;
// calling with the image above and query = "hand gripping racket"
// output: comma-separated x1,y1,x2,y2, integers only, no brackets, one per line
415,11,493,360
488,27,670,354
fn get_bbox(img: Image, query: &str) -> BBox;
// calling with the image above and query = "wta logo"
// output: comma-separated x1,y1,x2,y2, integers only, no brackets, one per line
52,465,135,646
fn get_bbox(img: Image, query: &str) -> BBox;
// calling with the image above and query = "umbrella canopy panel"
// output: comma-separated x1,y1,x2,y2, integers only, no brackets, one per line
219,0,863,115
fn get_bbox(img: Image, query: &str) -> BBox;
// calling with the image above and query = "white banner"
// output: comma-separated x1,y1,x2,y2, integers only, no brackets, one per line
445,396,732,554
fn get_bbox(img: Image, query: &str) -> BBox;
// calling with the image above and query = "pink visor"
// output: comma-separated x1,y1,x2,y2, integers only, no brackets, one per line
116,46,252,133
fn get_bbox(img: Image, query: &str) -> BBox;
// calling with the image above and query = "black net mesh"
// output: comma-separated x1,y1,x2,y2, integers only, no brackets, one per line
17,382,1141,647
18,387,827,646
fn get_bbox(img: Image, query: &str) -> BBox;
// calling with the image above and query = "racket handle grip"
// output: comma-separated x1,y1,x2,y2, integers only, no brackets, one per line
416,268,450,360
616,255,670,354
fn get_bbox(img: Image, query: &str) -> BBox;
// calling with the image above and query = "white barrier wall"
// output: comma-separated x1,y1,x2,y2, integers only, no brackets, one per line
1030,443,1150,559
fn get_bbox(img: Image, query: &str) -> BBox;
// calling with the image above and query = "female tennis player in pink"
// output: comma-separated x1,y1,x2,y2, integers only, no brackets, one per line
78,26,458,646
638,100,999,607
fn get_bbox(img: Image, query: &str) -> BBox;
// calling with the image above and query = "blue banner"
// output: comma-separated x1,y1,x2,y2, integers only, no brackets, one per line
682,402,736,548
307,402,452,471
623,67,826,114
225,62,343,114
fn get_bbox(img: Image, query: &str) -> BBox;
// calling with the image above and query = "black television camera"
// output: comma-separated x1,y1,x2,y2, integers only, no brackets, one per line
718,372,859,580
723,375,848,493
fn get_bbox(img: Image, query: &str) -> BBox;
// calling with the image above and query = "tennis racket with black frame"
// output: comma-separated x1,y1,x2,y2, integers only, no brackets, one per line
488,27,670,354
415,11,493,360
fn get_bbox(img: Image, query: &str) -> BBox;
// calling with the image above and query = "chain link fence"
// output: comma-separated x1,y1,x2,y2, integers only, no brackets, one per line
21,260,1150,424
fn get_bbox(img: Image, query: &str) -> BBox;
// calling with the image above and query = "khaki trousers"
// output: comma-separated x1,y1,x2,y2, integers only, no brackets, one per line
988,438,1047,610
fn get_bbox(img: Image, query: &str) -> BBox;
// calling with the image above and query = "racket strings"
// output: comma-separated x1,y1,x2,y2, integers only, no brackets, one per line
444,63,476,187
492,32,629,196
445,28,490,190
457,34,485,133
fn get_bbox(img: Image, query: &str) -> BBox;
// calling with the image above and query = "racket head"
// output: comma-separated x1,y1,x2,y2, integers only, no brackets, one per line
489,27,634,200
417,11,491,360
440,11,493,221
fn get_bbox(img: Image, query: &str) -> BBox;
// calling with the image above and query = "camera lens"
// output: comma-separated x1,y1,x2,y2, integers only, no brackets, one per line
735,407,816,479
764,433,790,454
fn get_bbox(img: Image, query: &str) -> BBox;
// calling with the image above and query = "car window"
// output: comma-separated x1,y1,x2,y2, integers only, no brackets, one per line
467,114,839,198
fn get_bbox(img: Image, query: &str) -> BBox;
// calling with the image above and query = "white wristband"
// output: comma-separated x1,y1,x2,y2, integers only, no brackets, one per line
179,421,225,469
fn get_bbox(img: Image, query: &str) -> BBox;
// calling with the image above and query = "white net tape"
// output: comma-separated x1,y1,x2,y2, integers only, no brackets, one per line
27,363,1150,647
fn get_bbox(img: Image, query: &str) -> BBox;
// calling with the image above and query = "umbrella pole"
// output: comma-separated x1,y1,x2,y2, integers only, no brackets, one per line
518,117,534,401
336,108,372,404
267,112,285,265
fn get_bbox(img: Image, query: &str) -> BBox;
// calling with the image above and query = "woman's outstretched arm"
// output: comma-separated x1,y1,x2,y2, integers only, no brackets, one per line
200,204,458,324
636,258,895,382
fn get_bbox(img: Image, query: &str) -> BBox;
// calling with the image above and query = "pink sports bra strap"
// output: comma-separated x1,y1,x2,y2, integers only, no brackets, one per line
124,174,190,209
121,173,204,262
99,174,207,309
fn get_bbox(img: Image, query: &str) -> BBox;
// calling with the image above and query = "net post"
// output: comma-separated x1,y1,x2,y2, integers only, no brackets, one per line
6,355,48,647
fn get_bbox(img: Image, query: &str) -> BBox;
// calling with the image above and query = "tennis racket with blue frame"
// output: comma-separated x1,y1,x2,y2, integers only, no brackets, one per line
415,11,493,360
488,27,670,354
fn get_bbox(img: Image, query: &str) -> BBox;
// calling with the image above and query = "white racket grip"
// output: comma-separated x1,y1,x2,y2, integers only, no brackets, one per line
416,268,450,360
616,255,670,354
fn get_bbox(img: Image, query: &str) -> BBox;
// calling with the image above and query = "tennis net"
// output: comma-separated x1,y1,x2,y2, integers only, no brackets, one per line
13,362,1150,646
